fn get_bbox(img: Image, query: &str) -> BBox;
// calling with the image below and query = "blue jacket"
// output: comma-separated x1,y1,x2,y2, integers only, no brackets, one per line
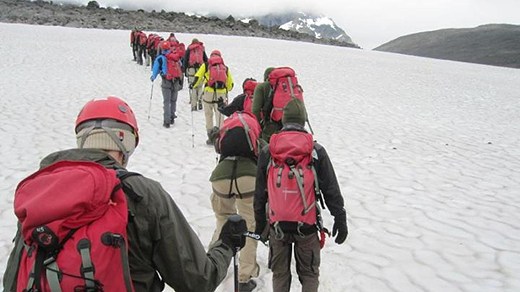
150,50,170,81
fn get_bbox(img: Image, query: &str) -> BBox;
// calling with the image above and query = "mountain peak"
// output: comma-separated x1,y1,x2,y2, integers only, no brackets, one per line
253,12,356,46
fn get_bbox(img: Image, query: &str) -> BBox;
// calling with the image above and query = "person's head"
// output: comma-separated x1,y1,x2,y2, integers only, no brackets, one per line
160,41,170,52
75,96,139,167
282,98,307,127
210,50,221,57
242,78,257,94
263,67,275,81
192,38,199,44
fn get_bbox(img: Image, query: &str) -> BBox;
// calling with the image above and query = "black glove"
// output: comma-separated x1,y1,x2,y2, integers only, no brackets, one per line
332,215,348,244
219,215,247,253
217,97,225,108
189,83,194,89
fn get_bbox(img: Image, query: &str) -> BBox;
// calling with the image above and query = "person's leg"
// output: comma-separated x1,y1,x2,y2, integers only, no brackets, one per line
234,177,259,283
170,80,180,123
203,91,214,130
161,80,173,127
294,233,321,292
270,231,293,292
210,180,237,244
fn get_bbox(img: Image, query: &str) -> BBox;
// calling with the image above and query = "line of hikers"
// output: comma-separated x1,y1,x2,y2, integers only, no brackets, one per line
2,31,349,292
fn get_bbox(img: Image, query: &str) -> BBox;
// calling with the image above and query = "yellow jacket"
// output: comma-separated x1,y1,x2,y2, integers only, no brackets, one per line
193,63,234,93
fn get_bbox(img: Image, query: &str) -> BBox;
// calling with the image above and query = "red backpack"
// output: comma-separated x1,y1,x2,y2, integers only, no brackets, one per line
207,55,228,89
267,131,318,226
216,111,261,158
14,161,134,292
242,79,258,113
188,42,204,67
268,67,304,122
165,52,182,80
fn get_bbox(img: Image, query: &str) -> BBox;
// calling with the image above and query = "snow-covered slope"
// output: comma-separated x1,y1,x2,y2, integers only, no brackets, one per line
1,23,520,292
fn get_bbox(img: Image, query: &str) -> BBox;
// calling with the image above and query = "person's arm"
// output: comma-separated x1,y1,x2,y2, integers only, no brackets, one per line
192,64,206,88
130,177,232,292
3,225,23,292
150,56,162,81
182,48,190,73
251,83,267,123
254,146,270,236
314,143,345,218
219,94,245,116
225,69,234,92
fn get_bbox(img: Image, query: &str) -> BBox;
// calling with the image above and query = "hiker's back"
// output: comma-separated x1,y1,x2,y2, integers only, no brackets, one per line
267,130,317,227
14,160,134,291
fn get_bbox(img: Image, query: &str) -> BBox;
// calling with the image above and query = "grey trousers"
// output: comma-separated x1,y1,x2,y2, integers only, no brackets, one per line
161,78,181,124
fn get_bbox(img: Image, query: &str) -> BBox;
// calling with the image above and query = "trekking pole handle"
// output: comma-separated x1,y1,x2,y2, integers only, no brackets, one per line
243,231,261,241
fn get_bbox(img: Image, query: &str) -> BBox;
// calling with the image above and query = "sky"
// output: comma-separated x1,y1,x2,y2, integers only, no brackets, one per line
57,0,520,49
1,22,520,291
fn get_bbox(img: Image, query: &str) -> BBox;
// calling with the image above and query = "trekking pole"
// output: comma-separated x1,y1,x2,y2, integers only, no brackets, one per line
147,82,154,120
227,214,244,292
190,103,195,148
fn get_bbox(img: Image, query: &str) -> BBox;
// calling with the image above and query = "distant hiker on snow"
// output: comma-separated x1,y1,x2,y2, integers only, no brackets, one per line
190,49,234,145
151,41,183,128
218,78,258,117
209,111,263,292
2,96,248,292
183,38,208,111
252,67,305,142
130,28,139,61
254,99,348,292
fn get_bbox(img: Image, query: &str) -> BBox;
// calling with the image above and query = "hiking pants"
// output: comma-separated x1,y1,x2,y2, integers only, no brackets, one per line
132,43,139,61
161,78,181,124
187,67,203,107
203,91,227,130
210,176,259,282
269,230,321,292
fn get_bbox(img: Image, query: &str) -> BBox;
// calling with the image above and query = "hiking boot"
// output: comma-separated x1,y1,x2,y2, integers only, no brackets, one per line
191,106,197,111
163,123,170,128
238,280,257,292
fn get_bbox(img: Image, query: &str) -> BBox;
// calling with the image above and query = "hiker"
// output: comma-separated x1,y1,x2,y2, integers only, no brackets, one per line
183,38,208,111
190,49,234,145
135,30,147,65
209,111,263,292
252,67,304,143
2,96,248,292
254,99,348,292
151,41,183,128
146,33,161,66
130,28,139,61
218,78,257,117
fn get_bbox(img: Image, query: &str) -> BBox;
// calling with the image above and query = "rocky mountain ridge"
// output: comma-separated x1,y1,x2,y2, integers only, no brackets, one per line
375,24,520,69
0,0,360,49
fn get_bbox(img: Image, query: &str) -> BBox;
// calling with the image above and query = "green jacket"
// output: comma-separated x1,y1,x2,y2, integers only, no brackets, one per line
3,148,232,292
251,81,282,142
209,156,257,182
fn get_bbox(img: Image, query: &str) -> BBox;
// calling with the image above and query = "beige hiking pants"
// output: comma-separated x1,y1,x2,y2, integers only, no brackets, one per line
210,176,259,282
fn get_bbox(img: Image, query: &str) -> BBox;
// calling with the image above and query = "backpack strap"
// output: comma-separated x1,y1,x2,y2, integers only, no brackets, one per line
77,239,96,289
237,112,254,153
289,164,316,215
116,169,143,202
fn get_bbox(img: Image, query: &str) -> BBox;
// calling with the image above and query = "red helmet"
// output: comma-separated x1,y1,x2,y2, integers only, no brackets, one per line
75,96,139,145
210,50,221,57
160,41,170,50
